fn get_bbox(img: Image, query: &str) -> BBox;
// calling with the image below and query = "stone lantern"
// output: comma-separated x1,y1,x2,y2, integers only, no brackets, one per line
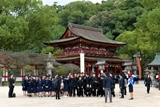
149,67,155,81
46,52,54,76
144,67,150,77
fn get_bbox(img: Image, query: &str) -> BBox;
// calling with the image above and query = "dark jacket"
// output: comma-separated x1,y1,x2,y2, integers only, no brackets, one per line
103,76,112,88
145,77,152,85
9,78,15,87
110,76,115,89
55,76,61,89
90,76,98,88
77,80,84,88
119,77,125,88
73,77,78,87
85,87,91,93
69,78,74,88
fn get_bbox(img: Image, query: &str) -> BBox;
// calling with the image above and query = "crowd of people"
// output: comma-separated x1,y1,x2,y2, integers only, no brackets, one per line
7,70,157,103
21,73,117,99
21,71,136,101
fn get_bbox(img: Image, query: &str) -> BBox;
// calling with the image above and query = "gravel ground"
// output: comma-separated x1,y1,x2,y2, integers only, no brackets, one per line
0,81,160,107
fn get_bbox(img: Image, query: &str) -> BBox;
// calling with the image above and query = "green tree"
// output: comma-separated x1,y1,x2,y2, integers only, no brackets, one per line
58,1,98,26
87,0,144,39
116,30,154,73
0,0,58,52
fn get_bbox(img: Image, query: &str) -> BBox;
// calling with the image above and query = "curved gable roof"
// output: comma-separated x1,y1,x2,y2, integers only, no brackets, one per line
67,23,125,45
45,23,125,46
148,53,160,66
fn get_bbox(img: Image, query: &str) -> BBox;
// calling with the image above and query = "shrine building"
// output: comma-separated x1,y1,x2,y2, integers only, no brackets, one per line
44,23,126,75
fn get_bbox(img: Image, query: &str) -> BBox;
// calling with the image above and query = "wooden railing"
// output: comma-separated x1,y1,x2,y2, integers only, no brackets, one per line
56,49,115,58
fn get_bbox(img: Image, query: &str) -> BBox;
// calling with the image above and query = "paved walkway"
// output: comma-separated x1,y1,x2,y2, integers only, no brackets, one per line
0,81,160,107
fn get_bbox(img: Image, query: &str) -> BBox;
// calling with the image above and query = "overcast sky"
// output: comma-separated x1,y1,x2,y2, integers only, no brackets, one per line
42,0,102,6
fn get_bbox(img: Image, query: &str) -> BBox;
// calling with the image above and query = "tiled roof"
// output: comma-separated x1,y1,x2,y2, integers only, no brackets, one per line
148,53,160,66
46,23,125,46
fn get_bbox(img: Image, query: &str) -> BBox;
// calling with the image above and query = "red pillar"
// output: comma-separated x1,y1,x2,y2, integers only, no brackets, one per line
105,66,108,72
95,67,98,77
87,66,90,74
120,65,122,72
89,66,92,75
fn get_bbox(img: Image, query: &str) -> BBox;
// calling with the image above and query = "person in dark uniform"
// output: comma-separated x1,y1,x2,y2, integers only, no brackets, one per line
85,74,91,86
90,73,98,96
37,77,43,97
110,73,115,97
55,74,61,99
123,72,127,95
73,73,78,97
83,74,87,91
85,84,91,97
63,75,69,97
69,74,74,97
42,75,46,97
45,76,50,97
32,78,38,96
22,76,28,95
50,77,56,97
27,76,33,97
144,75,152,94
119,73,125,98
77,77,84,97
99,75,105,97
8,74,15,98
94,79,100,97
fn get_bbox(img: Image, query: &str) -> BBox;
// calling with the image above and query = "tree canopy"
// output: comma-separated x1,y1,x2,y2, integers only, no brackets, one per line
0,0,159,67
0,0,58,52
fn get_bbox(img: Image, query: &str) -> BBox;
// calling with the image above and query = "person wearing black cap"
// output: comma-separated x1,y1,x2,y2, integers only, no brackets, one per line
8,74,15,98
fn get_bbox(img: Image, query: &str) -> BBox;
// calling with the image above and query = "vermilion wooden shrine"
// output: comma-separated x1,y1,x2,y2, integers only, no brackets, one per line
44,23,125,75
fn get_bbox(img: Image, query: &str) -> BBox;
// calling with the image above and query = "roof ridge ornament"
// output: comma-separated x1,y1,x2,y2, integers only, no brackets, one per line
68,23,102,32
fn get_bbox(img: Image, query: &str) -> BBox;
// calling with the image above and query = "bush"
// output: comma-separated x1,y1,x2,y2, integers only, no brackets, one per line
54,66,67,75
